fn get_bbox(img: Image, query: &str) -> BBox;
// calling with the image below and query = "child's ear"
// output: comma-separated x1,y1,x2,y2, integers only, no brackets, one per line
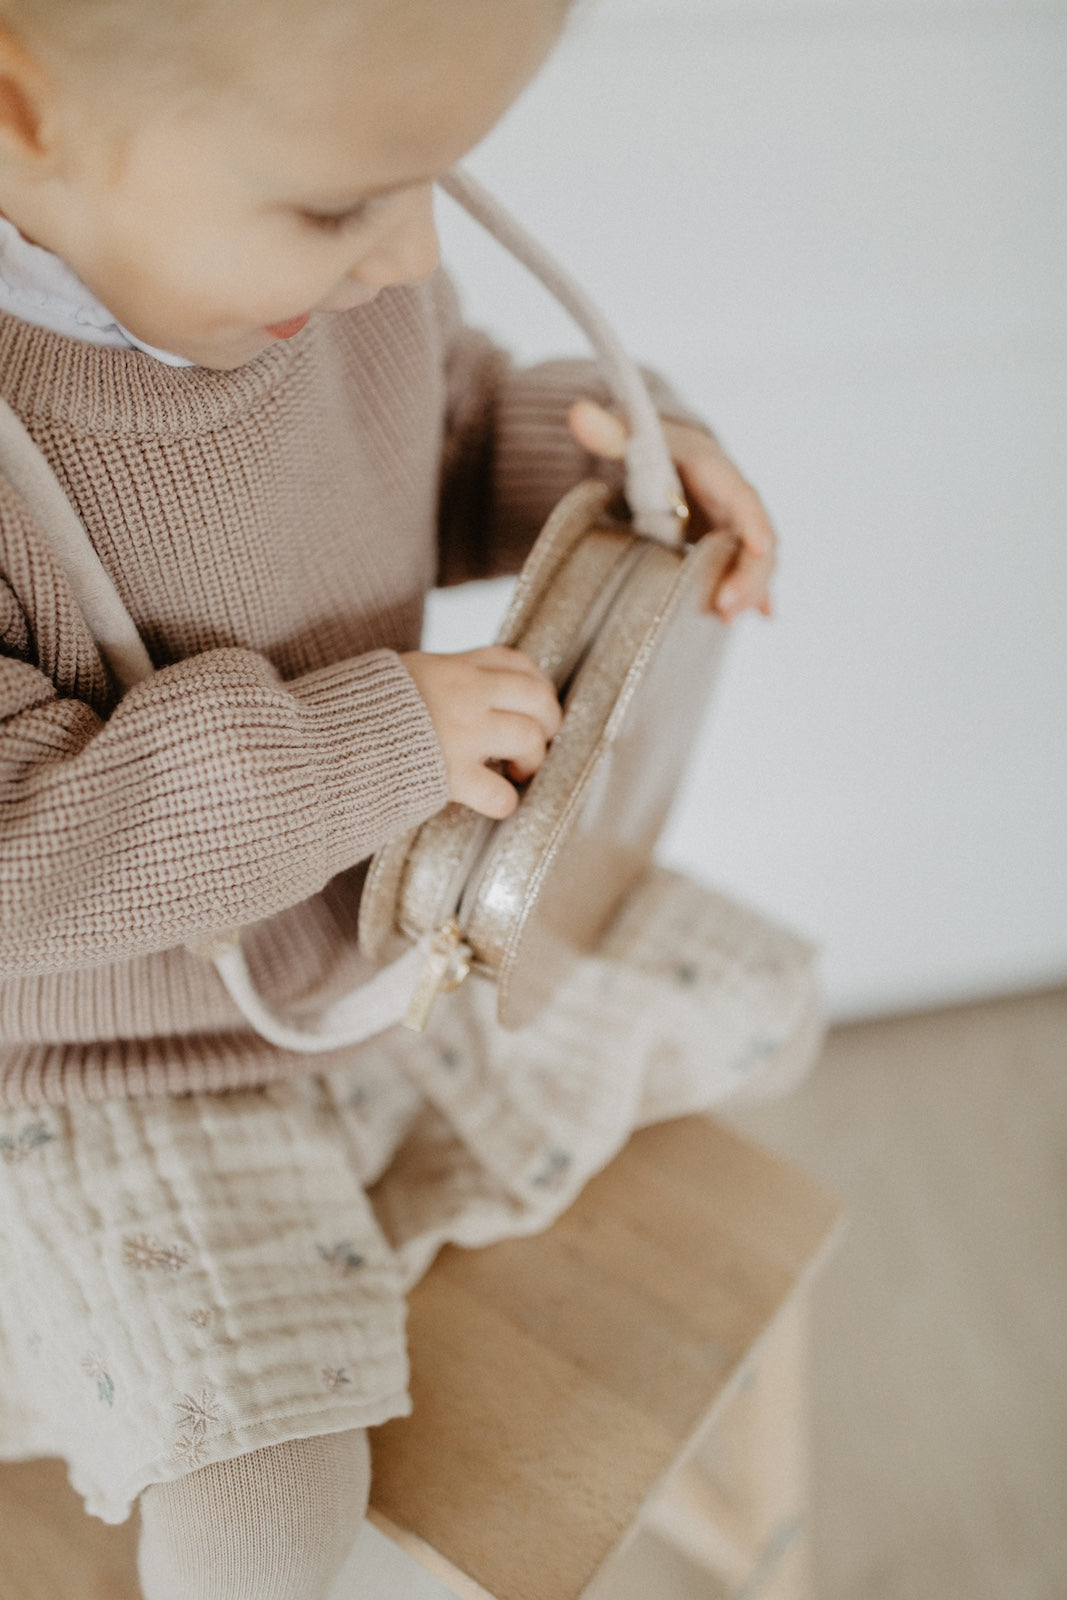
0,24,55,167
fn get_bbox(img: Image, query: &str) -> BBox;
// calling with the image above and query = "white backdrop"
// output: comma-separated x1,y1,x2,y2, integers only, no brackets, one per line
425,0,1067,1022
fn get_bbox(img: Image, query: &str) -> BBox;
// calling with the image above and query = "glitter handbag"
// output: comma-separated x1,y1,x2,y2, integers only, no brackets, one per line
0,170,734,1049
356,172,734,1031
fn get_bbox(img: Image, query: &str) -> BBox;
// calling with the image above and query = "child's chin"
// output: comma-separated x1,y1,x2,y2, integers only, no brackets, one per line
176,330,278,371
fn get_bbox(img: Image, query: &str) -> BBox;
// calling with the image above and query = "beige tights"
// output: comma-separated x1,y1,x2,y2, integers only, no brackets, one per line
137,1429,371,1600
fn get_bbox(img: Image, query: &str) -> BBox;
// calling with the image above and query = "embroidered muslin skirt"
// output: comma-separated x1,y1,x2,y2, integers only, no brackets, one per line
0,867,822,1523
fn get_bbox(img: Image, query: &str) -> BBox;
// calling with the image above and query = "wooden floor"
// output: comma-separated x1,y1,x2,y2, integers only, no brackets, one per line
723,984,1067,1600
2,985,1065,1600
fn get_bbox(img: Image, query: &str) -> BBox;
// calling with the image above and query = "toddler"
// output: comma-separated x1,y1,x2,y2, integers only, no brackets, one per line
0,1,804,1597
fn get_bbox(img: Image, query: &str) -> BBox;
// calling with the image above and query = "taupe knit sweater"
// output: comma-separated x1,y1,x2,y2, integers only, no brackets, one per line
0,270,692,1108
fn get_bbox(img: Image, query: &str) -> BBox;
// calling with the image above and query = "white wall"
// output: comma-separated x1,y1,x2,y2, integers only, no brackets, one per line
426,0,1067,1022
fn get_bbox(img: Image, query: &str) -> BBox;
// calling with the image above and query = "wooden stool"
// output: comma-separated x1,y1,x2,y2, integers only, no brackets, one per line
369,1115,843,1600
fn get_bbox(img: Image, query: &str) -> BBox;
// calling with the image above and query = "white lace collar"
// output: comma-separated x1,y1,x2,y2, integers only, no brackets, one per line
0,213,193,367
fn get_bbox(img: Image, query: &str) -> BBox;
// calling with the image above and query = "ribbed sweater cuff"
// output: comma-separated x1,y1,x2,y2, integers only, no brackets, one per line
289,648,449,878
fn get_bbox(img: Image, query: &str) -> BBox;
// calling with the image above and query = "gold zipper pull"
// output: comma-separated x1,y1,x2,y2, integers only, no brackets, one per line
402,919,472,1033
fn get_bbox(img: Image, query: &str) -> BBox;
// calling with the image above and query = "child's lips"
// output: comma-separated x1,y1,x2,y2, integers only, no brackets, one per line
264,312,311,339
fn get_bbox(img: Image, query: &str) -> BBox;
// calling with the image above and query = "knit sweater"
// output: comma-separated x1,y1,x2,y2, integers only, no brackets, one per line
0,270,692,1108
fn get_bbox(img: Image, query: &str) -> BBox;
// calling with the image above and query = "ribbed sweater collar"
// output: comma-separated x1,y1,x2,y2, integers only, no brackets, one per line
0,308,304,439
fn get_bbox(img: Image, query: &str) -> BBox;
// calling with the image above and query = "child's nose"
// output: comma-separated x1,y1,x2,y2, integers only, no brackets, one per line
351,186,440,289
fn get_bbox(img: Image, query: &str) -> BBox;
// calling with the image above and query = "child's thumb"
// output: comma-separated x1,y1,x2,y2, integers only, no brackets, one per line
568,399,629,461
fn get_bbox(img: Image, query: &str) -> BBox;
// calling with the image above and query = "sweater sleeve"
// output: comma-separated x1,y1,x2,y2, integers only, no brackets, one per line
0,630,449,976
432,270,710,587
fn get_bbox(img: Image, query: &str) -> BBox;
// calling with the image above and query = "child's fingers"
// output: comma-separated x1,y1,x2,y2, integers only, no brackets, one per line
475,654,562,741
468,643,542,666
675,446,777,619
490,677,562,742
712,543,774,619
459,762,522,819
690,465,775,559
484,709,549,781
705,505,776,617
454,708,551,817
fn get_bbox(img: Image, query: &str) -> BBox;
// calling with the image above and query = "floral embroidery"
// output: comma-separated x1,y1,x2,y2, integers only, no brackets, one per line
173,1431,208,1468
316,1241,365,1275
321,1367,352,1392
123,1233,192,1273
172,1388,222,1467
174,1387,222,1433
0,1120,56,1164
530,1147,573,1191
81,1351,115,1407
188,1307,214,1330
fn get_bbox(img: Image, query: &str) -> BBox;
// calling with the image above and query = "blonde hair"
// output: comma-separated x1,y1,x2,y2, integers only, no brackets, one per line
1,0,578,103
2,0,208,60
0,1,255,100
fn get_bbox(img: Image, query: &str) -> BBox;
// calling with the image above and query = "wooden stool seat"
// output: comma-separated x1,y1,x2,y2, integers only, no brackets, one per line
369,1115,843,1600
0,1115,841,1600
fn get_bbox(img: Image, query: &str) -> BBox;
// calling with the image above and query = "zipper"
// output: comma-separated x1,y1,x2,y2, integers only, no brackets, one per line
401,918,474,1032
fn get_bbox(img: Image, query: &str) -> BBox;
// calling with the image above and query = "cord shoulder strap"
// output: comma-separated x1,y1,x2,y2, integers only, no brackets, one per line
0,395,154,691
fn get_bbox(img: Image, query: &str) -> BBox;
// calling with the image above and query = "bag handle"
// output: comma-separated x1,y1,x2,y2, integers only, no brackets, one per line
0,169,687,1052
439,169,688,546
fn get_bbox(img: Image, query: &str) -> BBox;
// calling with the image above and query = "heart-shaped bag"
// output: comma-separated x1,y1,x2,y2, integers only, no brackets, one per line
358,470,733,1029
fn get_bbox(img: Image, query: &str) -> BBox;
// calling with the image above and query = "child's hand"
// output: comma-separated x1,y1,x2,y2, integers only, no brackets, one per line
400,646,562,820
568,399,777,622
